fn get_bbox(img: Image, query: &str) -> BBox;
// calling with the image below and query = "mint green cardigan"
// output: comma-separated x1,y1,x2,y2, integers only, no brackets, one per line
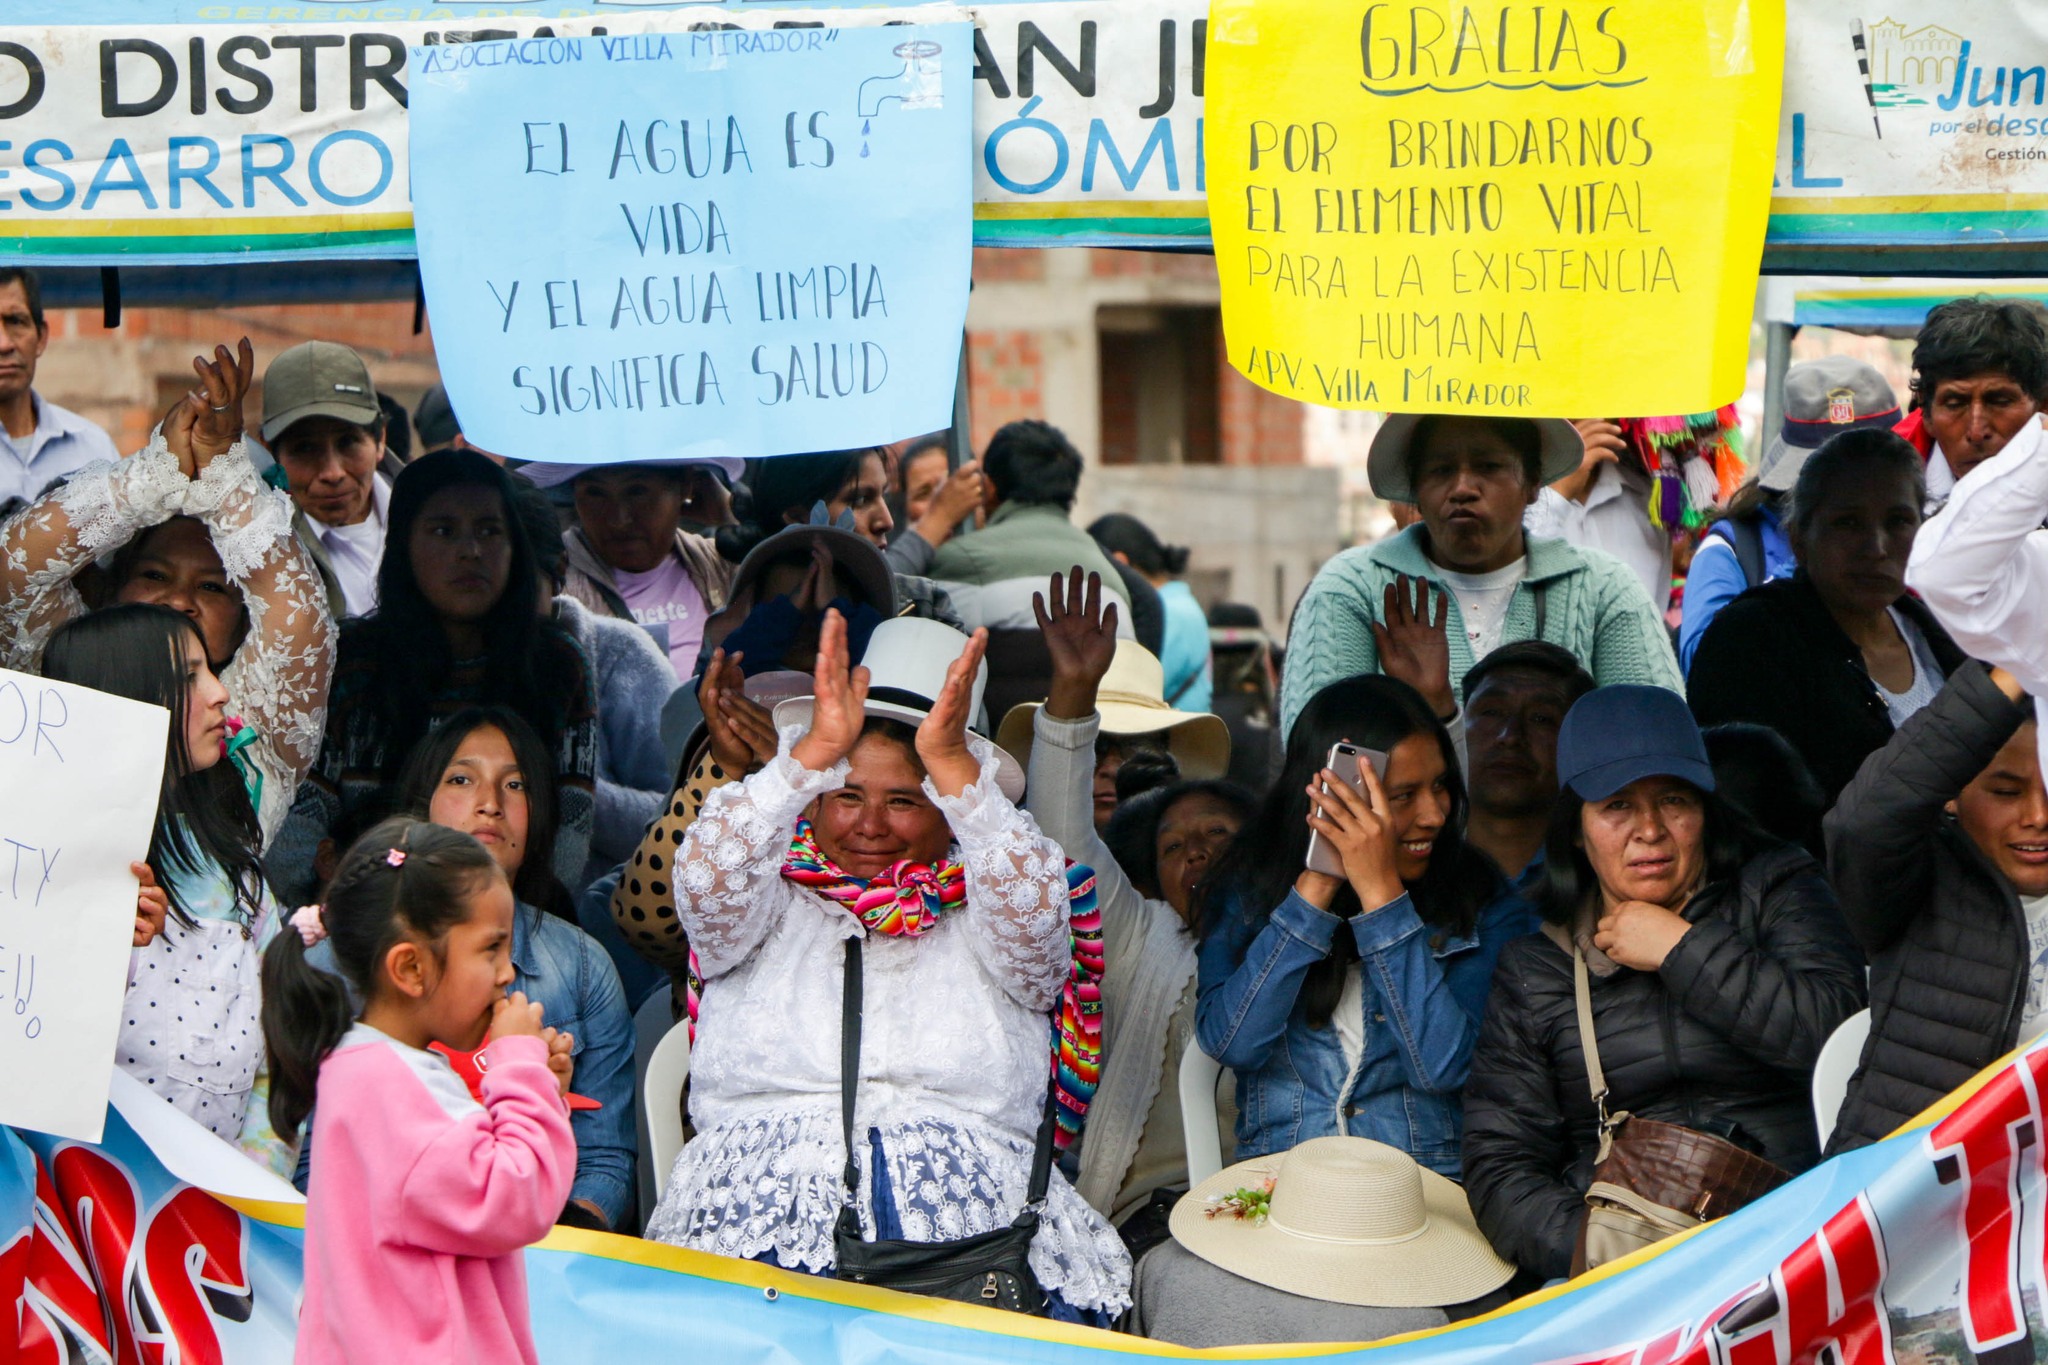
1279,527,1682,736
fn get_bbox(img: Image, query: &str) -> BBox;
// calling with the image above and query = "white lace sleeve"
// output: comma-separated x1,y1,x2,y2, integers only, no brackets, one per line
0,438,188,672
930,736,1071,1011
674,725,847,978
196,443,337,799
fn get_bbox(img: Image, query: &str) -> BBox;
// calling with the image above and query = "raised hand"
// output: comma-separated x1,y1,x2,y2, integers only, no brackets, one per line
1553,418,1628,502
164,339,256,479
790,609,871,773
132,861,168,948
916,626,989,797
1302,761,1404,914
699,648,779,776
1034,567,1120,721
917,459,986,544
1371,575,1454,718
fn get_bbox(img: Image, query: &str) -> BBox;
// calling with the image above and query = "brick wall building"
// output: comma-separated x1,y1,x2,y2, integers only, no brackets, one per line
40,245,1341,636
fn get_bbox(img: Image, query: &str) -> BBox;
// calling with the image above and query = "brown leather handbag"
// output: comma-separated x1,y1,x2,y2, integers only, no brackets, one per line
1568,945,1790,1276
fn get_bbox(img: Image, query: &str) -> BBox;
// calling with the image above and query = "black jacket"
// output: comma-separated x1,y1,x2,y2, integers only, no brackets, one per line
1687,573,1967,807
1823,663,2035,1153
1461,846,1866,1280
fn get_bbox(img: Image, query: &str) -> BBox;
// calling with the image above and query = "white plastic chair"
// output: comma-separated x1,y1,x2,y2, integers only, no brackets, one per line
1178,1041,1227,1186
641,1016,693,1202
1812,1008,1871,1149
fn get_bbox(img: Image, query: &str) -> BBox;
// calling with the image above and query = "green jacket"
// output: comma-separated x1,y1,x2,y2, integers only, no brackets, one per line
1279,526,1682,736
928,502,1129,631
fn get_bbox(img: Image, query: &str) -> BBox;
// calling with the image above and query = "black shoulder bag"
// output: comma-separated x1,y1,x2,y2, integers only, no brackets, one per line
832,938,1055,1315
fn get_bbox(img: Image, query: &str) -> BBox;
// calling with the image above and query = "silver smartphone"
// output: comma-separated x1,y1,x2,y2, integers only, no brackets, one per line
1304,742,1388,877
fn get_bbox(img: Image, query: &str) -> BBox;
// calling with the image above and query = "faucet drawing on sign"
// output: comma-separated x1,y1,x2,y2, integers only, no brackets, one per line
857,39,944,157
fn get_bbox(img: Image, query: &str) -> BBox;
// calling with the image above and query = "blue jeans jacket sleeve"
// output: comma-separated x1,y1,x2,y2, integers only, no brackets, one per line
565,938,639,1228
1348,894,1481,1095
1195,889,1343,1069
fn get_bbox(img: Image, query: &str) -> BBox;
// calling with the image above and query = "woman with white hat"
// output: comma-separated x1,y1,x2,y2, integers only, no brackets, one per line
1130,1136,1515,1347
642,610,1132,1320
1013,570,1253,1229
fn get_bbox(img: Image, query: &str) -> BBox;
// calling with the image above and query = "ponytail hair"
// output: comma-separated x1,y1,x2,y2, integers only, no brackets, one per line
260,817,501,1139
1088,512,1189,578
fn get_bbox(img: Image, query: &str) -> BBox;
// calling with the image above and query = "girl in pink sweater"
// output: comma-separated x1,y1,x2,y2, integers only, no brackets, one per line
261,817,577,1365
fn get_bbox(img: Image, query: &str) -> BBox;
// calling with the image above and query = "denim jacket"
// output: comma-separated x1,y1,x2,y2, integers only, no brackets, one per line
1195,878,1536,1176
299,903,639,1228
512,903,638,1227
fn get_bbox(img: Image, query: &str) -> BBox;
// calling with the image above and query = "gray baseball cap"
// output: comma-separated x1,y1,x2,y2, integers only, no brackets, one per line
1758,356,1902,492
261,341,381,444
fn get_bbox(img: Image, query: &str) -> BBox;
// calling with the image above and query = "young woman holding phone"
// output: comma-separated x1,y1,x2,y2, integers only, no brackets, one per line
1193,674,1538,1175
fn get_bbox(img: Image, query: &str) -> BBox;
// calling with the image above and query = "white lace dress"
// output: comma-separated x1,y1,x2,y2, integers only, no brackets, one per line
0,435,335,843
643,731,1133,1315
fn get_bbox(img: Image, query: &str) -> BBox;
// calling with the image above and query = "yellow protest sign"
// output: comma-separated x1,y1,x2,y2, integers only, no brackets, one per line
1205,1,1783,416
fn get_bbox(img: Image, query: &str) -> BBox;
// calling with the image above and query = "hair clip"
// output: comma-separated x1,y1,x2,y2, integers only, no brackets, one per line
289,904,328,946
386,849,408,868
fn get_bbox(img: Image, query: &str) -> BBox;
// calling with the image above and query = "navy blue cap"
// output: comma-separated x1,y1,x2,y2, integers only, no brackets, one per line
1556,686,1715,802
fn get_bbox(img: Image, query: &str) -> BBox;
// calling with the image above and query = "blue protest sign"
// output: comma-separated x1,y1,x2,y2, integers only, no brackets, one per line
408,24,972,465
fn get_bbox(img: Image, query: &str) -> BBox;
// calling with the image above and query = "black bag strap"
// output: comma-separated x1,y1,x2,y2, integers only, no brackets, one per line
1706,517,1766,590
839,937,1056,1216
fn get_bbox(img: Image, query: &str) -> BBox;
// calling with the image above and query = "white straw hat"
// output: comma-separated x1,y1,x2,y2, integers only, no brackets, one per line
773,617,1024,802
1170,1137,1515,1309
995,640,1231,778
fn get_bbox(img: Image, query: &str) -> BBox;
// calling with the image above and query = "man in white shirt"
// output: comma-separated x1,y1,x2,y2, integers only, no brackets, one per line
1523,418,1673,613
1909,296,2047,507
262,341,395,619
0,267,118,504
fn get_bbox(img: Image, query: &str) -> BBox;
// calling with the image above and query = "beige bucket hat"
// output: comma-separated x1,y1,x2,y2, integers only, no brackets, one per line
995,639,1231,778
1169,1137,1515,1309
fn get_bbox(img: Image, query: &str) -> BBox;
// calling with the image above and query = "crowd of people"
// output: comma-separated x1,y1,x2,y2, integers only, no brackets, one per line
11,259,2048,1357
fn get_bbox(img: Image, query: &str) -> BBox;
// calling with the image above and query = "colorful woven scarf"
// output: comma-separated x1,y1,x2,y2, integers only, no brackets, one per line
781,819,968,933
682,827,1105,1152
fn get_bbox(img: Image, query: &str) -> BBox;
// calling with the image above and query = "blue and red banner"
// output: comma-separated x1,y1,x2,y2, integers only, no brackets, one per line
10,1041,2048,1362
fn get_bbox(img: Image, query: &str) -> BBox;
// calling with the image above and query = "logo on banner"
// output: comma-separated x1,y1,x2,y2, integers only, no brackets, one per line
1859,20,1964,109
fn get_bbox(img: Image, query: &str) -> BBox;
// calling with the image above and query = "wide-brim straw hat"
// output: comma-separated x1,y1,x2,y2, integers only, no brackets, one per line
1170,1137,1515,1309
996,639,1231,778
1366,414,1583,503
773,616,1024,802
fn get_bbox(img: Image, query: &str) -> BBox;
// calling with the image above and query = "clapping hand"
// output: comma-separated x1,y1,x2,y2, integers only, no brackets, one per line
1034,568,1120,722
790,610,871,774
916,627,990,798
163,338,255,480
1372,575,1454,718
699,647,779,777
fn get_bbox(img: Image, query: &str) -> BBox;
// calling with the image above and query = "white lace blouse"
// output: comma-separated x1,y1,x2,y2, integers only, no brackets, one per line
0,436,335,843
643,729,1133,1314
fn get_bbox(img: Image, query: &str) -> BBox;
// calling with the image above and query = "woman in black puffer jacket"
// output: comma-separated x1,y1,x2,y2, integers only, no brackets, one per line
1461,686,1867,1281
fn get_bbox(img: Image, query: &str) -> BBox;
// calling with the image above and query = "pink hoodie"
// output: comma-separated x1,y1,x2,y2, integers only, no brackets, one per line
296,1026,575,1364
